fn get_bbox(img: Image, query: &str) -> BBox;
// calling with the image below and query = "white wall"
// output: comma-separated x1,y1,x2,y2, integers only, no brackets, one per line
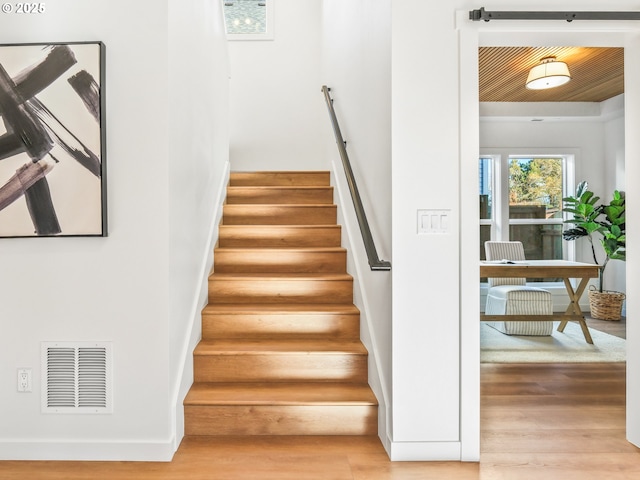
391,0,462,461
480,117,606,184
168,0,230,450
228,0,324,171
0,0,229,461
320,0,392,451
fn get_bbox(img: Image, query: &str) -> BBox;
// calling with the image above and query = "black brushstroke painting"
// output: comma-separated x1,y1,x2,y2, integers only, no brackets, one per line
0,61,54,161
24,176,60,235
68,70,100,123
14,45,77,100
0,42,106,238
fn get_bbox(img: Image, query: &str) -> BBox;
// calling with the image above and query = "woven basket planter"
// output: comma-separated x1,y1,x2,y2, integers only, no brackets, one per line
588,288,626,321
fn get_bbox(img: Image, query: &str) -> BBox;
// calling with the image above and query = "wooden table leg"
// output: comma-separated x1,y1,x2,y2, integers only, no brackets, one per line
557,277,593,344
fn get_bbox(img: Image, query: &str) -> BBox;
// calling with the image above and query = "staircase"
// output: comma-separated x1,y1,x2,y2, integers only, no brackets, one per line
184,171,378,436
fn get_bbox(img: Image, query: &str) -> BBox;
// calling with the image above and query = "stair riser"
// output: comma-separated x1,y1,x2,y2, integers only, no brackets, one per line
218,226,342,248
223,205,337,225
208,278,353,304
230,172,330,186
226,187,333,205
202,313,360,340
214,250,346,273
194,354,368,383
185,405,377,435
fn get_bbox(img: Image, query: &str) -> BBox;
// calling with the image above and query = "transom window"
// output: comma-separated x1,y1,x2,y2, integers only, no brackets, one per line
222,0,274,40
480,152,576,280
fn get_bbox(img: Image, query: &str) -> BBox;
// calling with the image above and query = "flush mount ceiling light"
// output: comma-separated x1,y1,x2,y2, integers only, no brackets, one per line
526,56,571,90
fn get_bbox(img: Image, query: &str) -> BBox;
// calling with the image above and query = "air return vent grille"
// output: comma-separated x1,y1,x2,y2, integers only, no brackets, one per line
41,342,113,414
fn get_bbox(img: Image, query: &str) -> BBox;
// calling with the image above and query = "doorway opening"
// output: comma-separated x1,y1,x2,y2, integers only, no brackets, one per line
458,20,640,460
478,43,627,455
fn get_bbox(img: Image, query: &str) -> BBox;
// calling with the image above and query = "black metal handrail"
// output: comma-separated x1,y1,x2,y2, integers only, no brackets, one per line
321,85,391,271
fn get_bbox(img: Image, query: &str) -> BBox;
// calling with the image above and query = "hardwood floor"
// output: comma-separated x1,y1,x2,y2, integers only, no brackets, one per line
585,314,626,339
481,362,638,479
1,320,636,479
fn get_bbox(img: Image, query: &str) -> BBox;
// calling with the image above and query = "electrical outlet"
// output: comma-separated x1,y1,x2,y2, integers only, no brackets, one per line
17,368,32,392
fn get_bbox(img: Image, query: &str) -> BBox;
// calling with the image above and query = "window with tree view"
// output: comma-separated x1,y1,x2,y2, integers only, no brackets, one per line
480,154,573,280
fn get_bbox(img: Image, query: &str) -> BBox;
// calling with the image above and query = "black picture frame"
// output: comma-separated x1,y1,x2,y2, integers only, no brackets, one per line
0,41,107,238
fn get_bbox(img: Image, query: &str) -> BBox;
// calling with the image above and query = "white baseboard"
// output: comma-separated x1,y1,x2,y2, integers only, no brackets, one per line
389,441,462,461
0,439,175,461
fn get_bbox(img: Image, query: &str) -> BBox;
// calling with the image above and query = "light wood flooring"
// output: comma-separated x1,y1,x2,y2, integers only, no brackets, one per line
1,319,636,479
585,314,626,339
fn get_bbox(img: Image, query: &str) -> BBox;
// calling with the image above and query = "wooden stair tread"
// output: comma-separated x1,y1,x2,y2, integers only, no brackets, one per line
227,185,332,190
185,382,378,406
218,225,342,247
226,186,335,203
219,225,340,230
215,247,346,253
230,171,330,186
227,185,333,199
208,274,353,305
201,303,361,340
222,204,337,226
194,339,368,355
202,304,360,315
213,247,347,273
224,203,336,207
209,273,352,281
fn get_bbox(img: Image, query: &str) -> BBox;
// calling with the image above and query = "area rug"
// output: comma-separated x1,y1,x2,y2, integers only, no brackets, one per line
481,321,626,363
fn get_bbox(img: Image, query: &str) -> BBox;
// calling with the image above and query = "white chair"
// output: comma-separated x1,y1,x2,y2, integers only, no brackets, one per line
484,241,554,336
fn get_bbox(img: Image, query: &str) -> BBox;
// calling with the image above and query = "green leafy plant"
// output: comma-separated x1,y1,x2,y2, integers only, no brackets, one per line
562,181,626,292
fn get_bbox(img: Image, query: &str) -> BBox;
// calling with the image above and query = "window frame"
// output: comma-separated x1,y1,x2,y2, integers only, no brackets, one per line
480,148,577,263
479,154,498,241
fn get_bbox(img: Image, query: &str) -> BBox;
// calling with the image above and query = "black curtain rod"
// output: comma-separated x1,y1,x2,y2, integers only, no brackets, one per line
469,7,640,22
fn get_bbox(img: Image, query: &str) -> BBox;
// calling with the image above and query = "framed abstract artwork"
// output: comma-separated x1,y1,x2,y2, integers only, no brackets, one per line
0,41,107,238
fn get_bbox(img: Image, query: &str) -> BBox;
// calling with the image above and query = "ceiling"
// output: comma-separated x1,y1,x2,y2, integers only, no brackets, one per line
479,46,624,103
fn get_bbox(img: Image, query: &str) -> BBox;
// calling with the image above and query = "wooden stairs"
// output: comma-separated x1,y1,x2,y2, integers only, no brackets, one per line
184,171,378,436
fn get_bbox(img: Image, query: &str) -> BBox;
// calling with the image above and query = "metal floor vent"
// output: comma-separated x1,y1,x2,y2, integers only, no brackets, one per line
41,342,113,414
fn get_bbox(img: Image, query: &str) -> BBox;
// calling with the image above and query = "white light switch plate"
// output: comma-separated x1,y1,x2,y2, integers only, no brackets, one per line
417,209,451,234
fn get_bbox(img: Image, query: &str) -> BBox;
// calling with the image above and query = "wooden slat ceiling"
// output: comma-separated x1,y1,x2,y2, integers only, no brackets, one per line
479,46,624,102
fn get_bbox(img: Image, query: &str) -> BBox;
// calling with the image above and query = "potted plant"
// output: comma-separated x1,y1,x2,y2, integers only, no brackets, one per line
562,181,626,320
